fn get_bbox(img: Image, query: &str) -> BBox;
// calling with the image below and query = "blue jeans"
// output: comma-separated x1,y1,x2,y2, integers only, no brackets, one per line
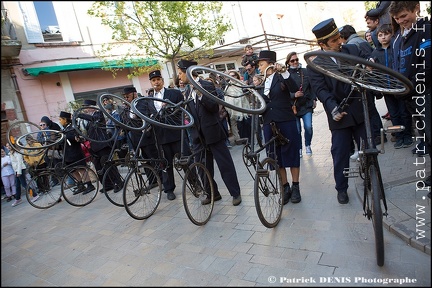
15,170,29,201
296,112,313,148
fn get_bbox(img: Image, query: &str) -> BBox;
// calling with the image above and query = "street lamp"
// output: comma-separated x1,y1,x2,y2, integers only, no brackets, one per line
276,14,284,35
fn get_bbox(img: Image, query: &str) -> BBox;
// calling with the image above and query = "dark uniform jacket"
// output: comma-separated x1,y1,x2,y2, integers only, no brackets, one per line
261,72,299,125
135,88,184,145
307,44,371,131
185,79,228,145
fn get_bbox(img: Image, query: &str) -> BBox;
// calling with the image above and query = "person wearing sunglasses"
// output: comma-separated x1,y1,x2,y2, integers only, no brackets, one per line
285,52,317,160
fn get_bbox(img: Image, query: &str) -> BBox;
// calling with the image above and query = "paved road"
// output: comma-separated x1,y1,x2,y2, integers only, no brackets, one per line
1,99,430,287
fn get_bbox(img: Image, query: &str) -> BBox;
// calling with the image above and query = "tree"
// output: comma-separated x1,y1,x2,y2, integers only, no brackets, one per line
364,1,379,12
88,1,232,79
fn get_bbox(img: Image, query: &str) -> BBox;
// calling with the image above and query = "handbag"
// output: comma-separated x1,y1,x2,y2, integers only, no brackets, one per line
292,99,298,115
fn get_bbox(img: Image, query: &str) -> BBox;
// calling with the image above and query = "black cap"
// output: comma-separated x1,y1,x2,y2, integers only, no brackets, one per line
177,59,198,70
123,87,137,95
82,99,96,106
59,111,71,119
312,18,339,41
149,70,162,80
257,50,276,63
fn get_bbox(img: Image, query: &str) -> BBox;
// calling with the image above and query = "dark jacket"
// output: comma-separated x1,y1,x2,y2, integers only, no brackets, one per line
119,106,156,148
393,17,431,99
261,72,298,125
307,44,371,131
63,123,85,163
76,110,111,153
288,65,316,117
136,88,184,145
185,79,228,145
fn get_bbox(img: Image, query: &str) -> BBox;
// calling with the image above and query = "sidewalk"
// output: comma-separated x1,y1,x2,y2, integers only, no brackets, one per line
353,115,431,255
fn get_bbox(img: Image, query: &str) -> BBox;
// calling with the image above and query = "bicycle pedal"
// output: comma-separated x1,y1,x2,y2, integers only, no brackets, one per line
343,167,359,178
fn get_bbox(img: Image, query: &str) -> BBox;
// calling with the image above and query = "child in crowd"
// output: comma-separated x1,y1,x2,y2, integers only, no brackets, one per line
241,44,258,67
1,147,16,203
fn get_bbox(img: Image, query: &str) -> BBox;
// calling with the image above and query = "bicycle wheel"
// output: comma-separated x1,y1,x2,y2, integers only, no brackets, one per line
7,121,64,155
182,162,214,226
304,51,413,96
131,97,195,130
72,106,117,143
254,157,283,228
185,65,266,114
26,172,62,209
368,165,385,266
102,161,130,207
123,164,162,220
97,93,146,131
61,165,99,207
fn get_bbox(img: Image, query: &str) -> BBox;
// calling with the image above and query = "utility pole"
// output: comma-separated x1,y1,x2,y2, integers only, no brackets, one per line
259,13,270,50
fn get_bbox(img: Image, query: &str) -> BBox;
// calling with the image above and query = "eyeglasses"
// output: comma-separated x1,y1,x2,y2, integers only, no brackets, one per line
289,59,299,63
40,124,46,127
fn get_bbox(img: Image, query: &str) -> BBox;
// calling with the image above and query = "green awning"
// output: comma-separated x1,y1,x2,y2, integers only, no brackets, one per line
23,59,159,76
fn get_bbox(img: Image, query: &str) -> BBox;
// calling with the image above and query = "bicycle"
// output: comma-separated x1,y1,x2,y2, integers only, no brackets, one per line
131,93,216,225
7,121,99,209
303,50,413,267
72,102,130,208
95,93,167,220
184,65,291,228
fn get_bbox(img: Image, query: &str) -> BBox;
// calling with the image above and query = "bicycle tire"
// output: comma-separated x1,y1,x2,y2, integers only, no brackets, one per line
61,165,99,207
369,165,385,266
72,106,117,143
185,65,266,114
123,164,162,220
7,121,64,155
97,93,147,131
254,157,283,228
26,172,62,209
304,51,413,96
131,97,195,130
182,162,214,226
102,162,130,207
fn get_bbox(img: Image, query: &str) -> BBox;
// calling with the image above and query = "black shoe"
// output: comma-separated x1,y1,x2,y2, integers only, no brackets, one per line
82,184,96,195
167,192,176,200
283,183,291,205
113,186,122,193
72,186,86,195
201,194,222,205
290,184,301,203
232,195,242,206
100,187,114,194
337,191,349,204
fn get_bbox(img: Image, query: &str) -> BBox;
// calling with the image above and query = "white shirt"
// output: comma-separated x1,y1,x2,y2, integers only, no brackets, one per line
154,88,165,111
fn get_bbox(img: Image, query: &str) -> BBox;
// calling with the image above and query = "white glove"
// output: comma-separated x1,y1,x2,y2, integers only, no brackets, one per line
331,106,345,121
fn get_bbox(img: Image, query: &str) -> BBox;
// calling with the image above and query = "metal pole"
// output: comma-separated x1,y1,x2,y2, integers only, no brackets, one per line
259,13,270,50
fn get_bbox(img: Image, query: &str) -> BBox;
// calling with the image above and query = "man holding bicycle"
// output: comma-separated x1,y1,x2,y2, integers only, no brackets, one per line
307,18,370,204
177,59,242,206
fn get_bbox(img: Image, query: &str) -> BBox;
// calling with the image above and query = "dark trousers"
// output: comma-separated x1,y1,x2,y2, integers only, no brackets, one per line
204,139,241,198
331,123,366,193
15,169,28,200
91,146,121,189
160,141,182,194
384,95,412,140
137,143,161,186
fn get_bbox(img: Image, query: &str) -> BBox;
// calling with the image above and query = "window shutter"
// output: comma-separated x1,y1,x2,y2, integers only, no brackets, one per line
53,2,83,42
19,1,44,43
